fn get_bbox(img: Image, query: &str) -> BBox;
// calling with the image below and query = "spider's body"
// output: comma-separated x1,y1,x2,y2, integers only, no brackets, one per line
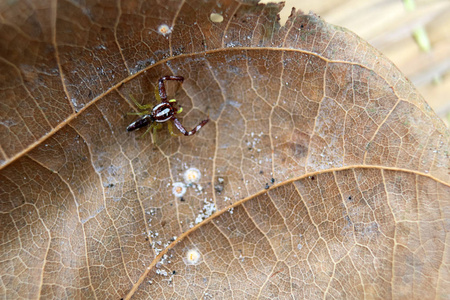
126,102,174,131
127,76,209,140
152,102,175,122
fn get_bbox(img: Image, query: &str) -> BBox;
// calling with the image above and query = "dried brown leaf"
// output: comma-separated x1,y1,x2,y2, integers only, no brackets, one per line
0,1,448,299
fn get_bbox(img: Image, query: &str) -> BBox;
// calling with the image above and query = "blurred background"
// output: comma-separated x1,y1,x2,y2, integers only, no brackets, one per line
261,0,450,126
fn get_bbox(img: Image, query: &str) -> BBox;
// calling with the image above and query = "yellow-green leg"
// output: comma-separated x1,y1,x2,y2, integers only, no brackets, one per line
151,123,163,143
154,86,162,103
127,112,147,116
167,121,179,137
138,124,153,139
169,99,183,113
136,123,162,143
130,94,152,111
167,100,183,137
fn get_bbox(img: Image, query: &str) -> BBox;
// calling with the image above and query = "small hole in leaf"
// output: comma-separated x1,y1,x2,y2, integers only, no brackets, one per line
210,13,224,23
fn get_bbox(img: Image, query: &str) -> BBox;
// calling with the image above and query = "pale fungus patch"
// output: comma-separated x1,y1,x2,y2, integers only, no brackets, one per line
183,168,201,184
184,248,202,265
157,24,172,36
172,182,186,197
194,200,216,224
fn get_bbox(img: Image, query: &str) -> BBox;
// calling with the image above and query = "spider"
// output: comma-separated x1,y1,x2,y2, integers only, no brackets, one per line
126,76,209,141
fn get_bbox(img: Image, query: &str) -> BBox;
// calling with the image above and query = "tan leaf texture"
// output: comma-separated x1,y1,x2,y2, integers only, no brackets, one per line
0,0,449,299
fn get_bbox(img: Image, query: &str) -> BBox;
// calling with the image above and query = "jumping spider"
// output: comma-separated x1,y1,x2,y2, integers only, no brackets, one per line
127,76,209,140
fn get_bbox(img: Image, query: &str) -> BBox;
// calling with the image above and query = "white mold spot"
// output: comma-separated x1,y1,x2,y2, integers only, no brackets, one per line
172,182,186,197
184,248,201,265
157,24,172,36
183,168,201,184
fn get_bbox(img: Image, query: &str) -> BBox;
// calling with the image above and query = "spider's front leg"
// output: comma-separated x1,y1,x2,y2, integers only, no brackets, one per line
172,117,209,136
158,76,184,102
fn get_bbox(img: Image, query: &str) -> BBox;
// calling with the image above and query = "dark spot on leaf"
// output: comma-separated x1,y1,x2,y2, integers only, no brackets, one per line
345,215,352,226
215,184,224,193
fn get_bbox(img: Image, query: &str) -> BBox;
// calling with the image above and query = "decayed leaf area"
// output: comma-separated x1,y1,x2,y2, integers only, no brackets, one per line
0,1,449,299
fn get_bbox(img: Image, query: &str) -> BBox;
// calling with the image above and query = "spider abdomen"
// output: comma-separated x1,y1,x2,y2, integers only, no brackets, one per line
126,114,153,131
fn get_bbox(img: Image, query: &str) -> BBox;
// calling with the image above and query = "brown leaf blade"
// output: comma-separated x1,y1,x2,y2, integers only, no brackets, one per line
0,0,448,299
132,169,449,299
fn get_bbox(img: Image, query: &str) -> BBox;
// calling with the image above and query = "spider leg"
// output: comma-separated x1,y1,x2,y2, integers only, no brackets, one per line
167,120,179,137
151,123,163,143
158,76,184,103
172,117,209,136
127,111,149,116
129,94,152,110
167,99,184,114
138,124,154,139
136,122,161,141
154,86,162,103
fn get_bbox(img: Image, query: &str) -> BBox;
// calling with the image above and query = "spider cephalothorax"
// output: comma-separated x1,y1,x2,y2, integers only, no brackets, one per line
127,76,209,140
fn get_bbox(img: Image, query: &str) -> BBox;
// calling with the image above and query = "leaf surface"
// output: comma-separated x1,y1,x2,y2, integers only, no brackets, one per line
0,1,448,299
